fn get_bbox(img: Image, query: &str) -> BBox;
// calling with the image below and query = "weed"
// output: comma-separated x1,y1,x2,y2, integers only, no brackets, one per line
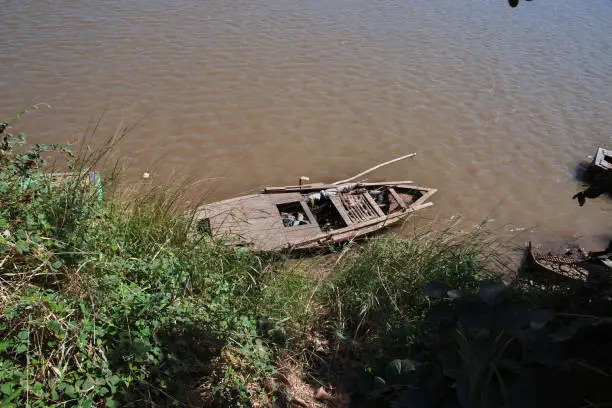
325,228,495,341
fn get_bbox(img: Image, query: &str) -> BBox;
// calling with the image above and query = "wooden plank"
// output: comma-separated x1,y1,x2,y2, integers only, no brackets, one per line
329,195,354,226
388,188,407,210
300,201,318,225
354,198,371,220
203,193,261,207
347,194,375,219
363,192,385,217
409,202,434,211
349,207,363,222
356,181,413,187
267,193,304,205
215,214,288,250
285,224,323,245
405,187,437,209
328,219,400,243
298,214,400,247
205,205,276,224
198,194,273,219
594,147,612,170
264,183,326,193
264,181,414,194
210,211,278,233
341,196,359,222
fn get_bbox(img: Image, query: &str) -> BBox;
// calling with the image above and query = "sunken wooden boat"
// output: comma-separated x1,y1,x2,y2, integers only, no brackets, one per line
196,181,437,251
524,242,589,283
524,241,612,284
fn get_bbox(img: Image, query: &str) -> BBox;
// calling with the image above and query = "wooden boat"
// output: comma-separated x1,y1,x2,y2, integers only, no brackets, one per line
196,181,437,251
593,147,612,171
524,242,589,282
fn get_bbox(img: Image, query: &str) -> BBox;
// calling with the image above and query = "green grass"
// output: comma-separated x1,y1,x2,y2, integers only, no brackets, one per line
326,232,485,337
0,124,506,406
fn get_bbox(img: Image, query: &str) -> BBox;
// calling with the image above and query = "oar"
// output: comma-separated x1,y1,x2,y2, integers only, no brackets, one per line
332,153,416,185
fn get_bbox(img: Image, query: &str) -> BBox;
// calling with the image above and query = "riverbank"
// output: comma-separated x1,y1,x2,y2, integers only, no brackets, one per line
1,135,611,407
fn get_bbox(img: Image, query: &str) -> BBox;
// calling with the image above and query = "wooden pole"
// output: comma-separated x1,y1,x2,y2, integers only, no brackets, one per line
332,153,417,185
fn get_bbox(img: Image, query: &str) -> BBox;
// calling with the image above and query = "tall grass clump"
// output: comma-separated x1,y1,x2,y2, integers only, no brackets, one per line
325,227,501,342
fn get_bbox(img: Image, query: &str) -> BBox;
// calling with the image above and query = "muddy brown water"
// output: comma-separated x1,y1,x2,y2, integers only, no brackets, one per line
1,0,611,248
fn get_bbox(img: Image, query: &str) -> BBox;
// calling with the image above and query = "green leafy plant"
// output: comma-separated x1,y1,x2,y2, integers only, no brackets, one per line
0,118,288,406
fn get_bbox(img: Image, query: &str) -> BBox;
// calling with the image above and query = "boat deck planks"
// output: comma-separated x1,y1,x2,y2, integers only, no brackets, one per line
329,195,355,226
363,192,386,218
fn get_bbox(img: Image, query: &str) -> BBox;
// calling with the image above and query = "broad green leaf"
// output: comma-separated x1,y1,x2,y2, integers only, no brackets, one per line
0,387,21,407
478,281,507,305
15,240,29,254
82,377,94,391
493,305,530,331
374,376,386,388
1,382,14,395
396,389,432,408
426,304,455,322
530,309,555,330
105,399,120,408
79,399,93,408
551,317,597,342
58,383,76,398
458,302,493,329
424,281,450,299
387,359,418,377
447,288,466,300
46,320,62,335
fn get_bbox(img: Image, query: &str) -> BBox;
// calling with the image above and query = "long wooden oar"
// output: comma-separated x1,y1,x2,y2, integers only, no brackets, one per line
332,152,416,185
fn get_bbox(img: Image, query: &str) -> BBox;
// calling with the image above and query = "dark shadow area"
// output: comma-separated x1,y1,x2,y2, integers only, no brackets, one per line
300,245,612,408
572,161,612,206
105,320,226,407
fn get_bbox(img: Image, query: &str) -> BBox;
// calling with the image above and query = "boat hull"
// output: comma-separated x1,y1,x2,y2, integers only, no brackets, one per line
197,182,436,251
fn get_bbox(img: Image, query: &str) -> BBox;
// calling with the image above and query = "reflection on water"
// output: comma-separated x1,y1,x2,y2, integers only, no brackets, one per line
1,0,611,246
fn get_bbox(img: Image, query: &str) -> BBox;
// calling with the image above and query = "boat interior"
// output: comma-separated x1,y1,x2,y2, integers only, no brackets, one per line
277,186,425,233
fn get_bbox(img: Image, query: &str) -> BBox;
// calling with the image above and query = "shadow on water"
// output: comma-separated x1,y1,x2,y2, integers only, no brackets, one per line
572,161,612,206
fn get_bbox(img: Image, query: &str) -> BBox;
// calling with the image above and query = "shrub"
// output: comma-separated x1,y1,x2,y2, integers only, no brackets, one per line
0,120,284,406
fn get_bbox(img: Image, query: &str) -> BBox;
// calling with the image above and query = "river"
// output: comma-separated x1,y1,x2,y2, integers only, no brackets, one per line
1,0,611,246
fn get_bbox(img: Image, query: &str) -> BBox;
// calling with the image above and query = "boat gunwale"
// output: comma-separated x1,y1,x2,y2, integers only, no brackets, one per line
263,181,418,194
